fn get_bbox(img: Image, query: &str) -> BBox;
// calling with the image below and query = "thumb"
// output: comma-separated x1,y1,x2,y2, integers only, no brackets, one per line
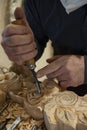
14,7,29,26
14,7,33,34
14,7,26,20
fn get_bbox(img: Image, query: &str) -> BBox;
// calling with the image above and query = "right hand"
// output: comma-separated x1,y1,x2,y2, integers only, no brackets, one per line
1,7,38,65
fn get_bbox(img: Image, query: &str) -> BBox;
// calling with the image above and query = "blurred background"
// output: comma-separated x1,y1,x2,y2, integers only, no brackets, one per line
0,0,53,80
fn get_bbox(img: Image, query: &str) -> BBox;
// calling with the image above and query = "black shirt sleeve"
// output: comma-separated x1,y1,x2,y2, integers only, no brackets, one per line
24,0,49,60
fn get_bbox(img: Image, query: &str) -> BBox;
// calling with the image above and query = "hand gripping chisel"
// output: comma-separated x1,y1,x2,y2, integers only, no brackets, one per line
12,19,41,94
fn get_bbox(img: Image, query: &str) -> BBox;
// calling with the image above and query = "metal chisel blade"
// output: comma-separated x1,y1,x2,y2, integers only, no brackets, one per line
29,64,41,94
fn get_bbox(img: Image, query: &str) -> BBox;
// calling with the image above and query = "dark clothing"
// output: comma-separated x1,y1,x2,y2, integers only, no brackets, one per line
24,0,87,95
24,0,87,55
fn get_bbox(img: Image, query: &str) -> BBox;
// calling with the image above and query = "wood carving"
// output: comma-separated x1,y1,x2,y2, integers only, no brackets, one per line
8,78,59,120
0,64,59,121
44,91,87,130
0,0,87,129
0,64,87,130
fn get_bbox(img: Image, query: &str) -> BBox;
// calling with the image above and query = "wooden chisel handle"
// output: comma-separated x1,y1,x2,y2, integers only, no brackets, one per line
12,19,35,66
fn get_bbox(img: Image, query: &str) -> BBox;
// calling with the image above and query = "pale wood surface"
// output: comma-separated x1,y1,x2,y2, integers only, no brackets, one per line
44,91,87,130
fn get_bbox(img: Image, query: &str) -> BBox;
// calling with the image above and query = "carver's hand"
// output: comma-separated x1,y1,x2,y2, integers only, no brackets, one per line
37,55,84,89
1,7,37,65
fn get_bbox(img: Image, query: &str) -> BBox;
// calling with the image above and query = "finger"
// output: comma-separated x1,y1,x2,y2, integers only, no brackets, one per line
46,55,62,63
2,24,29,37
37,56,68,78
37,57,68,78
47,67,71,80
37,60,65,78
2,34,34,47
47,66,63,79
9,49,38,65
2,42,36,56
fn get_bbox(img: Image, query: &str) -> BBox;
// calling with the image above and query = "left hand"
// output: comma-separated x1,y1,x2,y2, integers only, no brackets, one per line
37,55,84,89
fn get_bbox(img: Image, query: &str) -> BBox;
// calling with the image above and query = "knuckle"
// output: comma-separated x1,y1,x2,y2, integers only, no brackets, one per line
28,34,34,41
23,27,29,33
31,42,36,49
6,25,13,35
33,42,36,48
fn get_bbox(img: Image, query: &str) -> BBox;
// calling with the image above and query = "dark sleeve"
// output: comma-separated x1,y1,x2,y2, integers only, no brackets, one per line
24,0,49,60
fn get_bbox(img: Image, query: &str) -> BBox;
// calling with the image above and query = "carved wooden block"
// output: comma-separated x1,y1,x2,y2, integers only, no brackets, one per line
9,79,59,120
44,91,87,130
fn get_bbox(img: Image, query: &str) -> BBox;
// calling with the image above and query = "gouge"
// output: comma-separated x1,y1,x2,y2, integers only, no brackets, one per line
12,19,41,94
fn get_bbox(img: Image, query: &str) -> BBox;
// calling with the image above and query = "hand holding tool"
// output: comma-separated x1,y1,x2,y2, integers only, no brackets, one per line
12,19,41,94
